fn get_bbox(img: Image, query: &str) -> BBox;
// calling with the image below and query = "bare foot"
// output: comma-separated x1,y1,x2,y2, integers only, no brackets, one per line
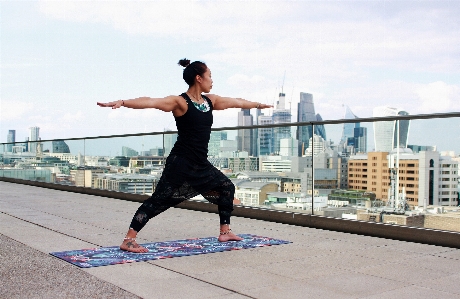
120,238,149,253
218,231,244,242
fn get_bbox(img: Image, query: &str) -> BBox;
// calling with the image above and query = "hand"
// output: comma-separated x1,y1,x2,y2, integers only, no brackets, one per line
97,100,123,109
257,103,273,109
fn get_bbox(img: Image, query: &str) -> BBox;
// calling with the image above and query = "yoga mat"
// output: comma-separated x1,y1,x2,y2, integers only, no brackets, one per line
50,234,291,268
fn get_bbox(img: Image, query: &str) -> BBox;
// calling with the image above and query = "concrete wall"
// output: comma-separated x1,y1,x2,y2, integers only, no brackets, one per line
358,213,424,227
425,214,460,232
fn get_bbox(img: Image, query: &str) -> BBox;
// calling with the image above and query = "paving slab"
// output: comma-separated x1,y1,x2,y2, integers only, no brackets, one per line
0,234,139,299
2,181,460,299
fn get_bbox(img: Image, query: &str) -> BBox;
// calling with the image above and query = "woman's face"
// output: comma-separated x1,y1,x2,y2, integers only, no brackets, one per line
197,68,213,93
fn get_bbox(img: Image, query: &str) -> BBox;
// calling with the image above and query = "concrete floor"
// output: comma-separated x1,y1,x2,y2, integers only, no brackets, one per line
1,181,460,299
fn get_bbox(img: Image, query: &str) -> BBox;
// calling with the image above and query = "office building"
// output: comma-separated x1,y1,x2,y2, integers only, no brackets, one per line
122,146,138,157
348,151,458,207
258,115,274,156
7,130,16,152
315,114,326,141
52,140,70,153
341,106,359,143
352,127,367,153
373,106,410,152
237,109,254,156
208,131,227,157
28,127,40,153
297,93,326,155
273,93,291,155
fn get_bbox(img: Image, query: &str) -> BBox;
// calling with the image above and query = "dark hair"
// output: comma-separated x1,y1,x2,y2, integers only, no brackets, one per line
178,58,207,86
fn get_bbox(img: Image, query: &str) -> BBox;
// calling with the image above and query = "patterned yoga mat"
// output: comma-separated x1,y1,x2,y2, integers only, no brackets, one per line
50,234,291,268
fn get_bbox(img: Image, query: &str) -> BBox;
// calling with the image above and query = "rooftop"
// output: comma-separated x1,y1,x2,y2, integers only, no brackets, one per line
1,181,460,299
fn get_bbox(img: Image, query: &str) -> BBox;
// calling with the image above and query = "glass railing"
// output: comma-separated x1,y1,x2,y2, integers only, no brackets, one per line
2,112,459,233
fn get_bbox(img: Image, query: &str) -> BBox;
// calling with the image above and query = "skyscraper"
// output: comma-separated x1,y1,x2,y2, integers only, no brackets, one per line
297,92,317,154
29,127,40,153
315,114,326,140
373,106,410,152
353,127,367,153
258,115,274,156
273,93,291,154
7,130,16,152
208,131,227,157
341,106,359,143
237,109,254,156
252,109,263,157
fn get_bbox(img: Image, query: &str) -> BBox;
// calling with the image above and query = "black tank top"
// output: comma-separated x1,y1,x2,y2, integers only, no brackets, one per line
169,93,213,164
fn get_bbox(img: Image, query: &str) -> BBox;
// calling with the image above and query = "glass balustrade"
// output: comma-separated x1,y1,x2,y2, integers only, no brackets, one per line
1,114,459,233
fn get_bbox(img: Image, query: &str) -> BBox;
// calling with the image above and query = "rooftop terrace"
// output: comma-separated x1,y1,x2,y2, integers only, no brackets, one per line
1,181,460,299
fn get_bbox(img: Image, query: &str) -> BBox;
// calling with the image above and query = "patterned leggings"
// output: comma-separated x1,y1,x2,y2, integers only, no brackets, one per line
129,155,235,232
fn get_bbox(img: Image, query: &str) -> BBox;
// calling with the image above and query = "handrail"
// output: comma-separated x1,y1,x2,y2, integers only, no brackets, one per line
2,111,459,145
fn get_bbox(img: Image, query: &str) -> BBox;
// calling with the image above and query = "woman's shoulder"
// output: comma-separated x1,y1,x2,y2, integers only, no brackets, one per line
203,94,219,105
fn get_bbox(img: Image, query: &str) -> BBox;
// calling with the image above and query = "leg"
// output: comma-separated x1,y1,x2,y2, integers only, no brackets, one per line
202,177,243,242
120,181,193,252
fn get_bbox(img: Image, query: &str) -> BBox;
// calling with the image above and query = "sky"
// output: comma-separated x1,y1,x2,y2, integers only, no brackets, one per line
1,0,460,153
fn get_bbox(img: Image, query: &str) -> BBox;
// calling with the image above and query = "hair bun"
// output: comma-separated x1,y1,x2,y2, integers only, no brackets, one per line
178,59,190,68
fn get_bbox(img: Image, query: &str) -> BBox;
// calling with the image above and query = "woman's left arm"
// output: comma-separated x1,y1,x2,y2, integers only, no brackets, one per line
206,94,272,110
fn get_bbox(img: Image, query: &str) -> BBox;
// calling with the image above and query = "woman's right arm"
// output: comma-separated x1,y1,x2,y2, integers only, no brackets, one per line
97,95,184,113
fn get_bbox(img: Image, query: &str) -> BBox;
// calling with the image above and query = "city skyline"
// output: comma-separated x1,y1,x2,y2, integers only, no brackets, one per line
3,110,458,157
1,1,459,146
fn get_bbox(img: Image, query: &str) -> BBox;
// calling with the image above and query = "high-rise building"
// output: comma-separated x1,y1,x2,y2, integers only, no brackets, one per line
237,109,254,156
297,93,323,154
258,115,274,156
279,138,298,157
353,127,367,153
251,109,263,157
304,134,329,156
373,106,410,152
273,93,291,154
29,127,40,153
315,114,326,140
340,106,368,155
208,131,227,157
341,106,359,142
52,140,70,153
7,130,16,152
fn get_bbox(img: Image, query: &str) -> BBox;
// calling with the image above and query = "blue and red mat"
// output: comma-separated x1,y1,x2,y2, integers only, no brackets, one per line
50,234,291,268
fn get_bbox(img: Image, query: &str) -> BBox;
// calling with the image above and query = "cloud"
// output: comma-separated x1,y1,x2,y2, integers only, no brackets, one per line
29,1,460,127
0,100,35,121
60,111,83,122
415,81,460,113
38,1,459,69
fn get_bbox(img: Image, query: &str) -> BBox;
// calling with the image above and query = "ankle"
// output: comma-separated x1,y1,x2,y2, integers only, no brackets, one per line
125,228,138,239
220,224,233,235
220,229,233,235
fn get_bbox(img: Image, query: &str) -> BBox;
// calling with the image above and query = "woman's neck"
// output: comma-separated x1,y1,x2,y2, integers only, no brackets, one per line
186,87,204,103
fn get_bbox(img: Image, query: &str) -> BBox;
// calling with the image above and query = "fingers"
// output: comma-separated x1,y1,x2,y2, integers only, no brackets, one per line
97,102,112,107
97,101,121,109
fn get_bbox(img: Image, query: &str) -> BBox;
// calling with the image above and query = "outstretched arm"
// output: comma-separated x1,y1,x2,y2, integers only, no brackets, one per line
206,94,272,110
97,96,183,113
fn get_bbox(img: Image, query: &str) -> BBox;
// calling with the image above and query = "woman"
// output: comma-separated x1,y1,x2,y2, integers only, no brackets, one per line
97,59,272,253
